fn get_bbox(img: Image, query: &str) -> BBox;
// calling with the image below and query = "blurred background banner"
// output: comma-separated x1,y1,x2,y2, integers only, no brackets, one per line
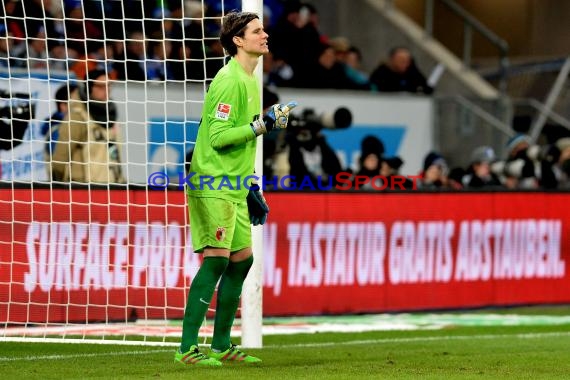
2,187,568,323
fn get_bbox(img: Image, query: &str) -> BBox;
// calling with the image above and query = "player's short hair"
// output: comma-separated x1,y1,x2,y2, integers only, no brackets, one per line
220,11,259,56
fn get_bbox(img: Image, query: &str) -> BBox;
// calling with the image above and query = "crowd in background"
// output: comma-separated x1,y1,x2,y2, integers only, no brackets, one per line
1,0,432,93
1,0,570,189
344,133,570,191
262,93,570,192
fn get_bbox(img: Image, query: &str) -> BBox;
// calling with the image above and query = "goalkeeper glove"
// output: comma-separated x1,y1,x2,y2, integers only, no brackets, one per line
251,101,298,136
246,184,269,226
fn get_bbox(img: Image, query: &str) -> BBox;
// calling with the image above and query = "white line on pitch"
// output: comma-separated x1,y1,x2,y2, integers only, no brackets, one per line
0,349,173,362
1,331,569,362
266,331,570,348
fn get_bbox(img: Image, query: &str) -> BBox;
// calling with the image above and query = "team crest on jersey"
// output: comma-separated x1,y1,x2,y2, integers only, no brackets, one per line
215,103,232,120
216,227,226,241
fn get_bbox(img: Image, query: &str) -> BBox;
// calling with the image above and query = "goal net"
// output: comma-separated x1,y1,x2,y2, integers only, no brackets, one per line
0,0,263,347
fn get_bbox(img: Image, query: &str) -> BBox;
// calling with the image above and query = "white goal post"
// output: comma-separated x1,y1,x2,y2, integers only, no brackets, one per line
0,0,264,347
241,0,264,349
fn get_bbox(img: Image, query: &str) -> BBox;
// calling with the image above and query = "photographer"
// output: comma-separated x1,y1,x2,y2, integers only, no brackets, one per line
284,107,351,189
539,137,570,189
42,84,77,179
498,134,539,189
51,69,124,184
286,121,343,189
462,146,503,189
493,134,566,189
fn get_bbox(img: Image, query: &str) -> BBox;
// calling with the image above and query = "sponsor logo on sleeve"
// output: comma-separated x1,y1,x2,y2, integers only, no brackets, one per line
215,103,232,120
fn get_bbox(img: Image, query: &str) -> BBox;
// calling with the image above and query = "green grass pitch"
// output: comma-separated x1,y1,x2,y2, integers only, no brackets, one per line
1,323,570,379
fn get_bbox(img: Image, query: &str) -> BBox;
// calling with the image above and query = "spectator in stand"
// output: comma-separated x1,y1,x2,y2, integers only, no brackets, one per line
352,135,385,189
344,46,373,90
42,83,76,180
205,39,226,82
3,0,60,44
63,4,103,56
50,69,124,183
268,0,322,87
146,34,174,81
10,0,65,56
17,28,47,70
268,1,303,78
168,42,187,82
146,0,181,41
447,167,466,190
263,51,294,87
116,31,147,81
2,31,27,68
302,2,328,44
286,119,343,189
329,37,350,63
419,151,449,189
189,5,227,82
46,3,69,68
71,41,118,80
379,156,414,189
1,0,24,38
25,26,74,72
170,41,206,82
329,37,372,90
370,47,433,94
0,24,18,68
462,146,502,189
303,43,365,89
168,2,207,82
99,1,127,41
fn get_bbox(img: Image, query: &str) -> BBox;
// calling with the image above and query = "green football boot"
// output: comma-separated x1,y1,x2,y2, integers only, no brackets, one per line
174,345,222,367
209,344,262,363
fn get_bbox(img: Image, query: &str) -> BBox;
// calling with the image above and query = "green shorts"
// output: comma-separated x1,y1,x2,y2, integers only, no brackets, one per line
188,196,251,253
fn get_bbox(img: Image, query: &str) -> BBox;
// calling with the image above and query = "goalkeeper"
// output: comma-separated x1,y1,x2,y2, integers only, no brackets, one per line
175,11,297,367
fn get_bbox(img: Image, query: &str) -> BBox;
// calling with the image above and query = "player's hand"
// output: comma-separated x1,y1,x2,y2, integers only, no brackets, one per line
251,101,298,136
265,101,297,130
246,184,269,226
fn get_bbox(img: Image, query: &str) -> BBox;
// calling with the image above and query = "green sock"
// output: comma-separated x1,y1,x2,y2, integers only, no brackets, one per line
211,255,254,352
180,256,229,353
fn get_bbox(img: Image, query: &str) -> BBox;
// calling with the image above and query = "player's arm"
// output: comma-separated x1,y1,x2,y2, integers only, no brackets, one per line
209,101,297,150
209,118,256,150
208,80,296,150
207,80,252,149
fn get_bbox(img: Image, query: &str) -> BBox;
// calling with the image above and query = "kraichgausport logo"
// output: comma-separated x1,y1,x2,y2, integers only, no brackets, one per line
147,172,423,191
